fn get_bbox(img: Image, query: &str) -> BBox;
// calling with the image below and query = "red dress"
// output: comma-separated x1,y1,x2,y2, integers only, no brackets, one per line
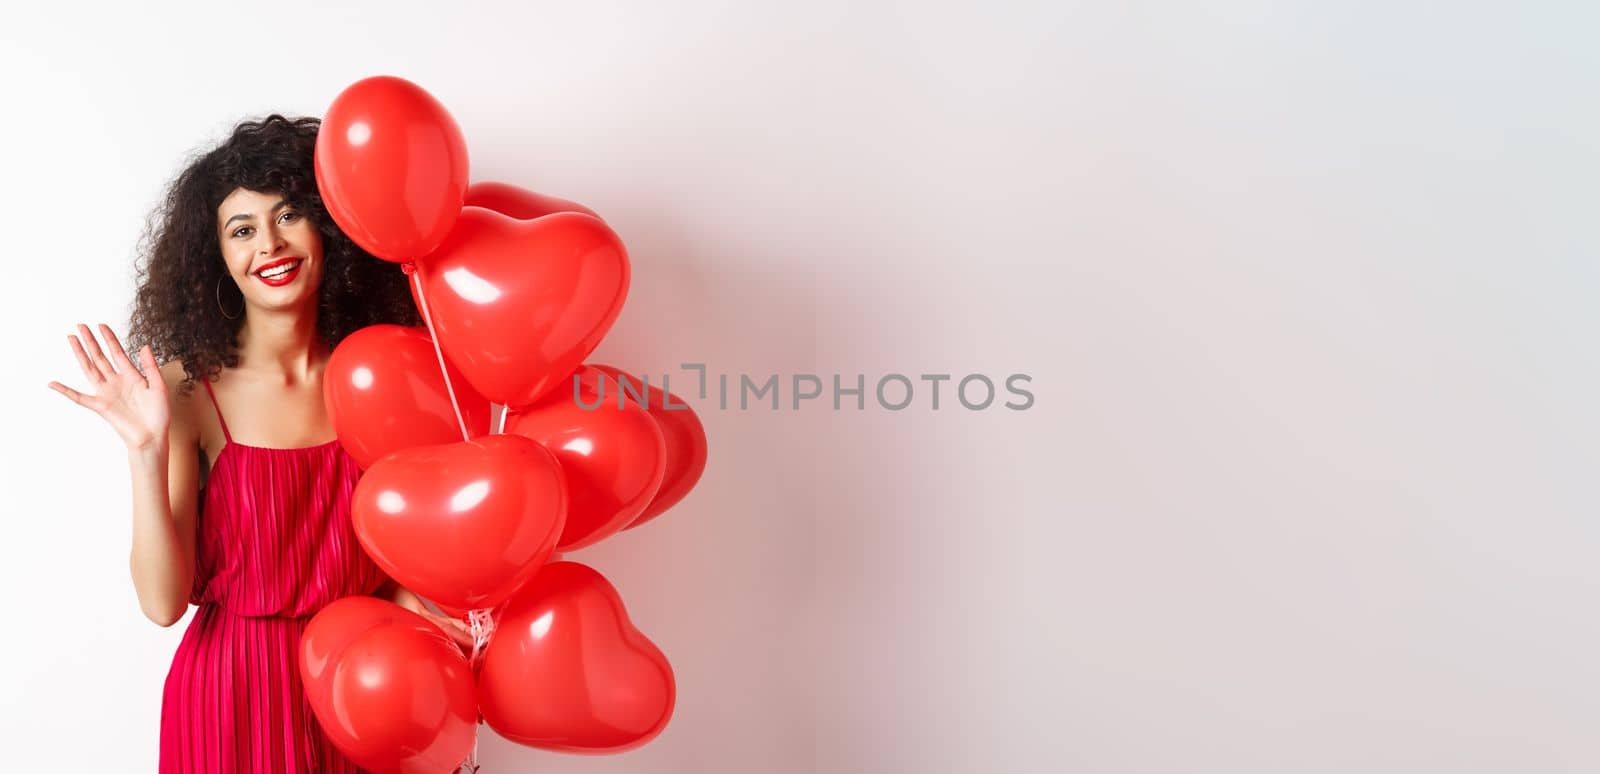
159,379,386,773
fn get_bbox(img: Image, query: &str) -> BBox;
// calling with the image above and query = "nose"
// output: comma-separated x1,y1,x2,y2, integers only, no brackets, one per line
257,225,287,255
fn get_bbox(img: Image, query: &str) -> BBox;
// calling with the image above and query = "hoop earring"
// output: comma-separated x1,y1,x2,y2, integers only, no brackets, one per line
216,275,243,320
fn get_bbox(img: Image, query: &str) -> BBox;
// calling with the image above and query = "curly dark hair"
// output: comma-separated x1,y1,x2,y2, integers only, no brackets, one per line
128,114,420,395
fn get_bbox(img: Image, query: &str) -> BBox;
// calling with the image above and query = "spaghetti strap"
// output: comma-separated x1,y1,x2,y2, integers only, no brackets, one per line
200,379,233,444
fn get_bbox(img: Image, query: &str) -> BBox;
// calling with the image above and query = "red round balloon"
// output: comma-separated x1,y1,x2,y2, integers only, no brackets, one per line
412,208,628,409
325,325,492,469
352,434,567,611
300,597,476,773
478,562,675,753
315,76,469,261
466,180,600,221
505,366,665,551
592,365,709,529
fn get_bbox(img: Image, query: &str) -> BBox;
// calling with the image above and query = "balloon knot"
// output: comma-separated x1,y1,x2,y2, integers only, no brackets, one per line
400,261,418,275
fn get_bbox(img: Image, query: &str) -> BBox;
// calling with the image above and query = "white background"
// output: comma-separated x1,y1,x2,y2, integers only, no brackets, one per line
2,1,1597,772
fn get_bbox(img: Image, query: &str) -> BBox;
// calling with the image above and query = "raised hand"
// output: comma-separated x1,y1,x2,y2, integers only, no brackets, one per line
48,323,172,452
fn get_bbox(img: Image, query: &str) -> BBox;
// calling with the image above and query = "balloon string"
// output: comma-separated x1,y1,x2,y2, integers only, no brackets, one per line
467,607,496,667
496,404,508,435
460,730,481,774
412,260,482,774
406,264,471,442
459,607,496,773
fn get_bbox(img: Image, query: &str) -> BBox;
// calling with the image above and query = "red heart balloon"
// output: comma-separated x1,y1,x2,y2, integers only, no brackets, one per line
592,365,709,529
300,596,477,773
433,550,567,620
352,434,567,611
302,596,402,705
466,180,600,221
478,562,675,753
325,325,492,469
505,366,665,551
315,76,469,261
412,207,629,409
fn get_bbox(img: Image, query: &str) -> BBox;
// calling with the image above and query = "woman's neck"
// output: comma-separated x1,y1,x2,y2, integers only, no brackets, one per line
234,305,326,384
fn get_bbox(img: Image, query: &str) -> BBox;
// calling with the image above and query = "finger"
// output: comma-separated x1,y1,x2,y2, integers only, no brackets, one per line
99,324,137,375
47,381,90,407
68,335,105,383
429,616,475,647
77,324,117,376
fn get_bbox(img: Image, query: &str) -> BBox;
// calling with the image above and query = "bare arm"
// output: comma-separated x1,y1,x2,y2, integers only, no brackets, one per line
376,579,474,651
49,324,196,626
126,361,199,626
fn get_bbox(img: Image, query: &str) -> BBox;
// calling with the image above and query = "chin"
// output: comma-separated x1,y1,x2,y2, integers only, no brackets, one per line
247,290,320,314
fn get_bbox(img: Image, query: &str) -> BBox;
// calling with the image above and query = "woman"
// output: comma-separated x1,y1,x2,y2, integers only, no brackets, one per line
47,115,472,772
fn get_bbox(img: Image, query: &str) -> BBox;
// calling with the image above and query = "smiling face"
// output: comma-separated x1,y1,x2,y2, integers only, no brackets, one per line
216,187,324,314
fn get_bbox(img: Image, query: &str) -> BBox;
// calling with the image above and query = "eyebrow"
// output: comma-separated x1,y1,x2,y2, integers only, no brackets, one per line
222,199,290,229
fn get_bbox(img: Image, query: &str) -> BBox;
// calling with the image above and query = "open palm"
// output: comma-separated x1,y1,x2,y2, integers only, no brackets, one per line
48,323,171,451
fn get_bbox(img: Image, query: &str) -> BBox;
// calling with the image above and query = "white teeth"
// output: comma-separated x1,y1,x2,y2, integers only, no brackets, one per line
258,260,302,279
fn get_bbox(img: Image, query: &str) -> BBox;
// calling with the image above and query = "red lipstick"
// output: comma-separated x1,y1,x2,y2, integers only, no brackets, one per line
254,257,304,287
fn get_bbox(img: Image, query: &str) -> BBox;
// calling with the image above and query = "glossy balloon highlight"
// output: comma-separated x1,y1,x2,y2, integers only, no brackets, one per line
478,562,675,753
352,434,567,611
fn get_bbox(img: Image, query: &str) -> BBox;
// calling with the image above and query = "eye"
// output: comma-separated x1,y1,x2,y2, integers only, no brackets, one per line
279,210,302,224
232,225,254,239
